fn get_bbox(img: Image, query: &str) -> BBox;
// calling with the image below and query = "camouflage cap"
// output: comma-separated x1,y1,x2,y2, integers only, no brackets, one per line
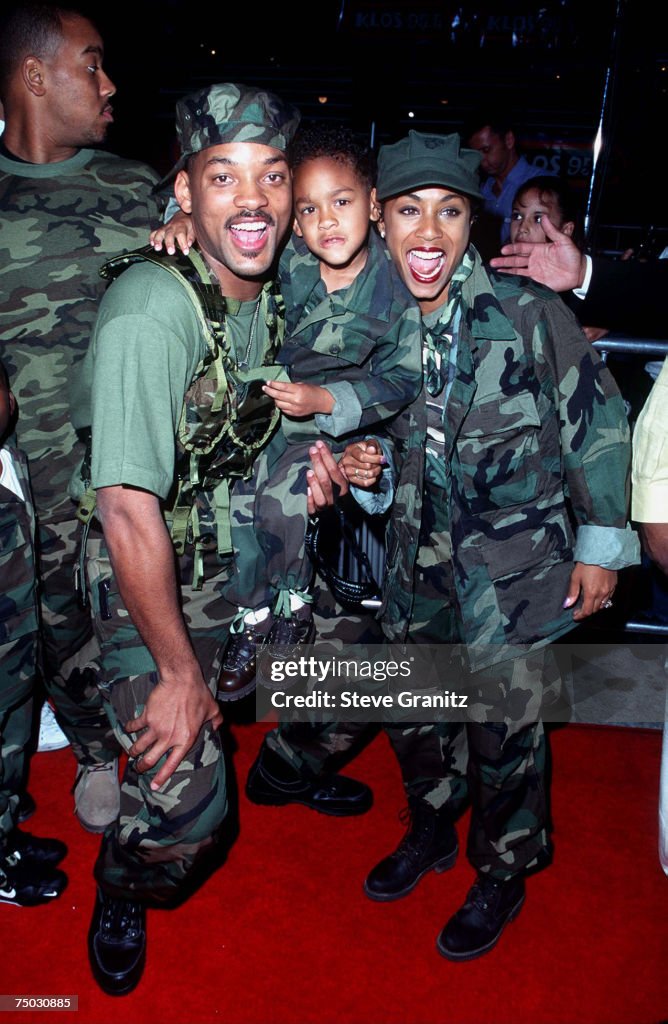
156,82,300,191
376,130,482,203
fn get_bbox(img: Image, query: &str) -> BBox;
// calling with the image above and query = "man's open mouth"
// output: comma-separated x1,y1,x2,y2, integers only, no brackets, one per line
229,219,272,252
407,247,445,283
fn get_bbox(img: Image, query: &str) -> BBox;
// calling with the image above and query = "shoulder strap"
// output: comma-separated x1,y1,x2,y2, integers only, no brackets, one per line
101,244,226,356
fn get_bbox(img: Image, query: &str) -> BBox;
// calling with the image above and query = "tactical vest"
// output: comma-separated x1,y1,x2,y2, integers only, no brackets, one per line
77,245,286,588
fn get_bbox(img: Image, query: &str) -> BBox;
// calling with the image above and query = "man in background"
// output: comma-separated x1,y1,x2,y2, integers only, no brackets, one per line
0,3,161,832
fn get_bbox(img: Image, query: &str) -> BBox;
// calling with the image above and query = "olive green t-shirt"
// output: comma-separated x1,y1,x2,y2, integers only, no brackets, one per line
76,260,265,499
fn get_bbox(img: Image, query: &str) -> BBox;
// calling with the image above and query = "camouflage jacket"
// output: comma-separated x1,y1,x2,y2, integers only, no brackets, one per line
277,229,422,445
0,437,38,645
382,249,638,668
0,148,160,523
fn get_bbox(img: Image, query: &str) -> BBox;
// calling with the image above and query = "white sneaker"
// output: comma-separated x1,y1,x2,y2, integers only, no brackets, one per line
37,704,70,752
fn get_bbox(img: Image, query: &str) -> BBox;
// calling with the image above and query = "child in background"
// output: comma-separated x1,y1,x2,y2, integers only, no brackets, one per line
0,360,68,905
218,126,423,697
509,175,579,245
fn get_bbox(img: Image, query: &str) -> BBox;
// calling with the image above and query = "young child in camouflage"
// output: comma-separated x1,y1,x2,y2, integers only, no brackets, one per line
0,360,68,906
218,125,423,696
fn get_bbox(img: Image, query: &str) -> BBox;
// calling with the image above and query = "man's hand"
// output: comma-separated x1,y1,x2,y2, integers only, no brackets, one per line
150,210,195,255
126,674,222,792
263,380,334,417
563,564,617,621
339,439,385,489
306,440,349,515
97,486,221,789
490,214,587,291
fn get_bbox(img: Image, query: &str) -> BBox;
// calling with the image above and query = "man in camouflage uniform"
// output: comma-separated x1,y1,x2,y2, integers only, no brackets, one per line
256,131,638,960
71,82,309,996
1,359,68,906
0,3,161,831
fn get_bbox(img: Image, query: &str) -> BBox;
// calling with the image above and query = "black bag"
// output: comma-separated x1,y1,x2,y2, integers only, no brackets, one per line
305,492,383,613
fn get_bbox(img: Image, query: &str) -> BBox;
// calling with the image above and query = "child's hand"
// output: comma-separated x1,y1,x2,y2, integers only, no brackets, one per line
150,211,196,255
262,381,334,417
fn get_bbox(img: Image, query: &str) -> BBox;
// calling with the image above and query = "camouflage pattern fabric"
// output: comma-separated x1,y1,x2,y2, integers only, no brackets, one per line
157,83,300,191
382,247,636,668
95,672,227,903
269,249,633,878
0,148,161,765
85,533,229,900
227,432,314,609
176,83,300,157
0,441,37,850
0,641,33,852
226,228,422,609
277,229,422,445
0,440,38,648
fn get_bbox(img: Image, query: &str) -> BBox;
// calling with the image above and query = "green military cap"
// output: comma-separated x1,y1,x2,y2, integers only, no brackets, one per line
376,130,482,203
156,82,300,191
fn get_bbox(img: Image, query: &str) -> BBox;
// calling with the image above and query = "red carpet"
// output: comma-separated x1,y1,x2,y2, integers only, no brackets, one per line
3,723,666,1024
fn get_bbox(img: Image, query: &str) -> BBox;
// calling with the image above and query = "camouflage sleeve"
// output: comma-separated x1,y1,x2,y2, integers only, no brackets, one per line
531,294,639,565
343,304,423,435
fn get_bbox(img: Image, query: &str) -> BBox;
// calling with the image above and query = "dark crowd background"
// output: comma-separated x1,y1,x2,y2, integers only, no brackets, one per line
70,0,667,257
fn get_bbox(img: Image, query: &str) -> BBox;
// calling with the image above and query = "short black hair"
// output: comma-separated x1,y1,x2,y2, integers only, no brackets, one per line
464,111,516,143
0,3,87,99
289,124,376,191
0,359,10,393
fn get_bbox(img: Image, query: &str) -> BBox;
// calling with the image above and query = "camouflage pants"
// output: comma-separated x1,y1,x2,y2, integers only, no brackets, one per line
0,633,36,851
273,465,552,878
226,439,314,610
38,513,117,766
85,532,229,901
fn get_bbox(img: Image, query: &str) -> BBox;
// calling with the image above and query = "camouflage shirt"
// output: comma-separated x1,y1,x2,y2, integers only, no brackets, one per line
0,148,161,523
382,247,639,667
0,437,37,646
277,229,422,445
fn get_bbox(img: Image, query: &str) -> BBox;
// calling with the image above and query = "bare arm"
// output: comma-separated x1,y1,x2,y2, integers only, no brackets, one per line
97,486,222,789
641,523,668,578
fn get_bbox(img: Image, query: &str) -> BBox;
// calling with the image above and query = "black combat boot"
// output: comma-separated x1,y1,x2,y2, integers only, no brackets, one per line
436,872,525,961
364,798,458,901
88,888,147,995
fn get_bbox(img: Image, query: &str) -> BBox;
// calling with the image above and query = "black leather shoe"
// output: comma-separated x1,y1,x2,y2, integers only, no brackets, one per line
17,792,36,823
217,619,272,702
437,873,525,961
88,889,146,996
246,743,372,816
364,799,458,901
9,829,67,867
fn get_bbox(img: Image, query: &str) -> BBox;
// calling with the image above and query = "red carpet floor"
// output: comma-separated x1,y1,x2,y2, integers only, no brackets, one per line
2,723,666,1024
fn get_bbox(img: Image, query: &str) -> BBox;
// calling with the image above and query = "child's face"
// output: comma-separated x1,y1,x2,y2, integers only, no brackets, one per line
293,156,376,274
509,188,574,244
